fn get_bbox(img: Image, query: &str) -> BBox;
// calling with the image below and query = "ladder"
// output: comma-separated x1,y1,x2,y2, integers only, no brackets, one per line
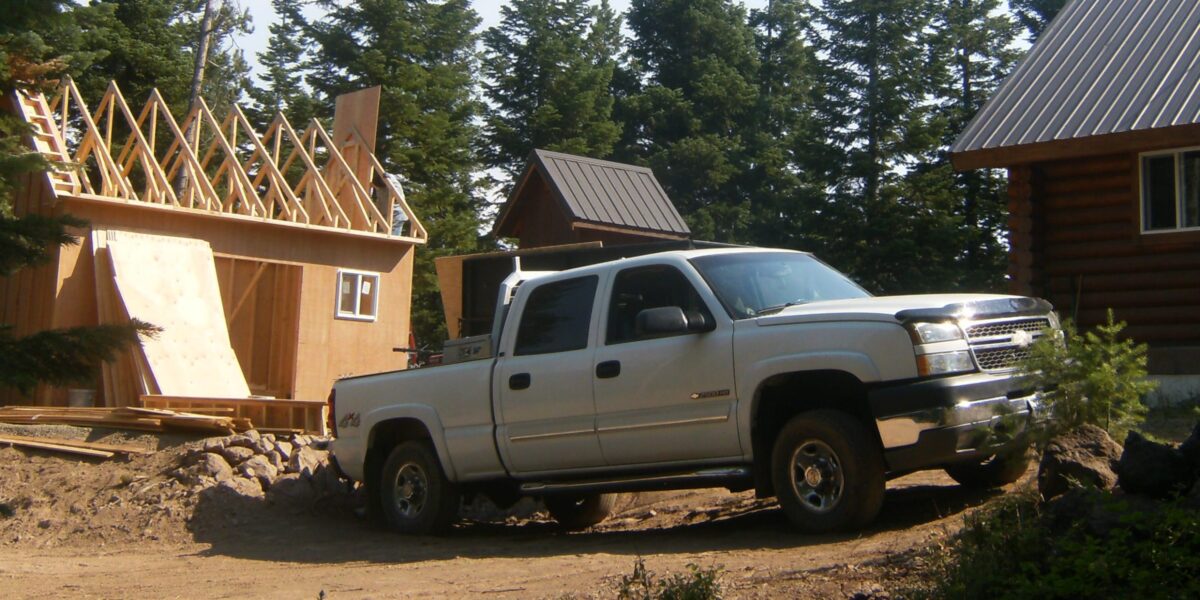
12,88,80,197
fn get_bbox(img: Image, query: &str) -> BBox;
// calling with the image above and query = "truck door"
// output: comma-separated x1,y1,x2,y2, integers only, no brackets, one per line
592,263,741,465
494,274,606,474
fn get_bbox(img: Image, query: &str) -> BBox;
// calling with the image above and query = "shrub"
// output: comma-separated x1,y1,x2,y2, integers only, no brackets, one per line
616,558,722,600
911,490,1200,600
1021,309,1156,440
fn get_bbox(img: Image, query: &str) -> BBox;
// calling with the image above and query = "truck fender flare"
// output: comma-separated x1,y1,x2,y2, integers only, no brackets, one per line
737,351,880,459
363,404,459,481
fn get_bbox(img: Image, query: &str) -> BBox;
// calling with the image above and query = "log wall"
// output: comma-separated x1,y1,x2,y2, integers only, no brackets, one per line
1009,152,1200,359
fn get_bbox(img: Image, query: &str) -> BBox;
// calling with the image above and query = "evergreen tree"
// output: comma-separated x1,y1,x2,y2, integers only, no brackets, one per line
481,0,623,183
1,3,154,395
308,0,484,345
807,0,944,292
1009,0,1068,40
247,0,319,128
744,0,821,249
619,0,760,242
919,0,1020,291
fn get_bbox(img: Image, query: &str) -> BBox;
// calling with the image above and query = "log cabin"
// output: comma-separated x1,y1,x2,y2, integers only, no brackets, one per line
950,0,1200,399
1,80,426,432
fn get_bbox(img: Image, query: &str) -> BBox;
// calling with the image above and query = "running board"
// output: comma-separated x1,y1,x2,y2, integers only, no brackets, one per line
519,466,752,496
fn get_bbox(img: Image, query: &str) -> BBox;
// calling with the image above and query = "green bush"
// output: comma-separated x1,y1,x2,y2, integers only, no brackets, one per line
616,558,722,600
1021,309,1156,440
911,491,1200,600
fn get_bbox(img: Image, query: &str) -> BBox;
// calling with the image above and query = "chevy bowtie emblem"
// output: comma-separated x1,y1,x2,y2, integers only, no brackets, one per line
1011,329,1033,348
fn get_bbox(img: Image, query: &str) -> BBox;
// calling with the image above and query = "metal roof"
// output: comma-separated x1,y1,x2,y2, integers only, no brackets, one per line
494,149,691,237
951,0,1200,165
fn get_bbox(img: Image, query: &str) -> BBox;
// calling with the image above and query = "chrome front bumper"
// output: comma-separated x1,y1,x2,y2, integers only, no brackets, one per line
876,391,1040,449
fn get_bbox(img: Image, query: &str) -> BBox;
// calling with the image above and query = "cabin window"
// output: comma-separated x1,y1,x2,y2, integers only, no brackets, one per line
1141,148,1200,232
336,270,379,321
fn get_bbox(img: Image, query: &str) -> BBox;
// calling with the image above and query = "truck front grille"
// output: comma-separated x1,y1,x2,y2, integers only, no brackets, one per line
964,316,1051,372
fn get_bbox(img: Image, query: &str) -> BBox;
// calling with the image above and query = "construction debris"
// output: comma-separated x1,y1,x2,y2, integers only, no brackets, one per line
0,406,251,436
0,434,152,459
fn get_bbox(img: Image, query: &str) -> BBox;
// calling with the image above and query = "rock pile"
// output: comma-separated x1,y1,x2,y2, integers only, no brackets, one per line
172,430,350,508
1117,424,1200,501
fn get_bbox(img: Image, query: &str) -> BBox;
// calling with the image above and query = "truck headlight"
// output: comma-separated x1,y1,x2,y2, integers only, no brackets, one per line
907,321,963,344
916,350,975,377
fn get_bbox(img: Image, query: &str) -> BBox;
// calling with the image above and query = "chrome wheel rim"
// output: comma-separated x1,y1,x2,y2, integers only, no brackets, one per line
789,439,844,514
392,463,428,518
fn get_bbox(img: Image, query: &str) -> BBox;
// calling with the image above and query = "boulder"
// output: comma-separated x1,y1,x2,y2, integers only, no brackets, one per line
290,434,310,447
1038,424,1123,499
267,450,285,472
253,438,275,455
245,429,261,441
218,476,264,499
239,455,278,489
220,445,255,466
201,438,226,453
195,452,234,482
311,464,346,496
263,433,276,444
1116,431,1193,498
225,434,257,450
274,441,294,461
267,473,315,507
287,445,327,478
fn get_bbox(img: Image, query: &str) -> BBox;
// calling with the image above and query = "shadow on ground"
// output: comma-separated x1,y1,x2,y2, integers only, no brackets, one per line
188,479,1000,565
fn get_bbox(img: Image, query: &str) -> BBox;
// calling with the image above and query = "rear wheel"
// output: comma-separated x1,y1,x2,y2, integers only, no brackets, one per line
771,410,885,533
545,493,618,530
944,448,1031,489
379,441,460,534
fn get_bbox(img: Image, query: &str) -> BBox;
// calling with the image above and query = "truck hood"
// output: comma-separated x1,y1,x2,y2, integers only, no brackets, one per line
755,294,1052,327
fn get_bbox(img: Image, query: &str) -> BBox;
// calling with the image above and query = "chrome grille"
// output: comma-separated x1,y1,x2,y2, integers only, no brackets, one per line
965,316,1052,372
973,347,1032,371
965,318,1050,340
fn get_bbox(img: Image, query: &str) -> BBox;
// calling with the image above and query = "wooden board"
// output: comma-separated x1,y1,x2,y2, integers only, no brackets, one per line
140,395,328,435
0,434,149,455
0,437,114,458
103,230,251,398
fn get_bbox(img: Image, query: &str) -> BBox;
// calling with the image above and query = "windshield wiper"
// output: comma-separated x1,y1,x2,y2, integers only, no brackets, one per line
755,299,810,316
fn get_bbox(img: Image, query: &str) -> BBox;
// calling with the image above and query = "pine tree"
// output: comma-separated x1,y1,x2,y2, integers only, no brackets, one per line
807,0,944,292
308,0,484,346
744,0,821,249
1,3,155,395
481,0,623,183
247,0,319,128
1009,0,1068,40
619,0,760,242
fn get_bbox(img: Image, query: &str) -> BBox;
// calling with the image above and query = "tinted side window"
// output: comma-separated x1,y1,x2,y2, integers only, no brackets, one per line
607,265,713,344
514,276,598,356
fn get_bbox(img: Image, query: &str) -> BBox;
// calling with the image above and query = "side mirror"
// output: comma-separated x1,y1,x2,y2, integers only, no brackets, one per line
635,307,715,335
635,306,688,335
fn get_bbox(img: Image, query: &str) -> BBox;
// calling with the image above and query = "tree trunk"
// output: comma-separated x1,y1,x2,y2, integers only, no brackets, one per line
178,0,220,197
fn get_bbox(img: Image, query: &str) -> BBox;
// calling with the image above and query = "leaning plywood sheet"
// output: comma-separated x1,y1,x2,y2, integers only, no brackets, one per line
101,230,251,398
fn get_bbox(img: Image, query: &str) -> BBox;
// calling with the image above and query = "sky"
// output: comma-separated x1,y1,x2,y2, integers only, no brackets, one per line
236,0,769,77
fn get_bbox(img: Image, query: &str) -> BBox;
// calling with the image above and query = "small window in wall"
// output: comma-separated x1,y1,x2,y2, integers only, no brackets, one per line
336,270,379,321
1141,148,1200,232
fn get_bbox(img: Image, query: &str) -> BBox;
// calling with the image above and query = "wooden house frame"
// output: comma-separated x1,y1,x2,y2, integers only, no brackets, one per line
950,0,1200,387
1,79,426,432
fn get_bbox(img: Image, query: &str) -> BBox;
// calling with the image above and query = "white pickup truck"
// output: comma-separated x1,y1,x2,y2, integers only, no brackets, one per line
329,247,1056,534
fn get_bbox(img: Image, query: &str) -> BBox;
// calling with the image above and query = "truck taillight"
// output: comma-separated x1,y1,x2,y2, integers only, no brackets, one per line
327,388,337,437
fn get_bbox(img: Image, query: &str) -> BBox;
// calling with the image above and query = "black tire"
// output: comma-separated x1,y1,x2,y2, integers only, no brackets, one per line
545,493,618,530
379,441,460,535
771,410,885,533
944,448,1032,489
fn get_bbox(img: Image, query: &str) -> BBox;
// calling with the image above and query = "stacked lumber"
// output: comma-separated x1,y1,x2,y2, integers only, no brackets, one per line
0,434,152,459
0,406,252,435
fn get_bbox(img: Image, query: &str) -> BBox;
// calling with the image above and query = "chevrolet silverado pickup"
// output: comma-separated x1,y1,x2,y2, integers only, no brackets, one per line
329,247,1057,534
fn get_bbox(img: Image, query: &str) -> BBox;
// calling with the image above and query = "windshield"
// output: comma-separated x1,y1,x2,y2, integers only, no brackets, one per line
690,252,870,319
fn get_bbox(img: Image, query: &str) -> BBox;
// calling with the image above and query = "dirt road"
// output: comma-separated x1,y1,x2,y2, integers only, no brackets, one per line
1,462,998,599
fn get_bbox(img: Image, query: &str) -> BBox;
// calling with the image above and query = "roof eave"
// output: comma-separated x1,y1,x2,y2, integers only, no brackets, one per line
951,122,1200,171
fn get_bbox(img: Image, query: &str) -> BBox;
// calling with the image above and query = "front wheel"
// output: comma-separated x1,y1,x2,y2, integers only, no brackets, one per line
379,441,460,534
771,410,885,533
545,493,618,530
944,448,1031,489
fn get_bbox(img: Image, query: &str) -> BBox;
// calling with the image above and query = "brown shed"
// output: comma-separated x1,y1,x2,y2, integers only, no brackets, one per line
950,0,1200,378
1,81,426,431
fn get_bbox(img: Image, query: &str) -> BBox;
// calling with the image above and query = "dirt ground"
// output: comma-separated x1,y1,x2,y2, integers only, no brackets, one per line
0,425,1015,599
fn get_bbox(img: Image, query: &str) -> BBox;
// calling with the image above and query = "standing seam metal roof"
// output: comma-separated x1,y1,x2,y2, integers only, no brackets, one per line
496,149,690,236
951,0,1200,156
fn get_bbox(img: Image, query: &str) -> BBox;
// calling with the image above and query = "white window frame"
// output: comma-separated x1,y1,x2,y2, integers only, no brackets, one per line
1139,145,1200,234
335,269,380,322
